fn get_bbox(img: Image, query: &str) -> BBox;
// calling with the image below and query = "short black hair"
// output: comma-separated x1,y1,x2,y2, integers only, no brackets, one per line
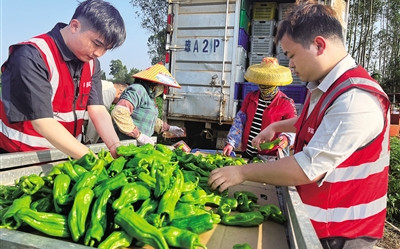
276,3,344,48
72,0,126,49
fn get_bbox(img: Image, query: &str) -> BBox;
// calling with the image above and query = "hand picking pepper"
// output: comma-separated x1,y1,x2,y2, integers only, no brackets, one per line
221,210,264,227
15,207,70,238
84,188,112,247
68,187,95,242
259,138,281,150
75,150,97,170
114,206,169,249
160,226,207,249
97,230,134,249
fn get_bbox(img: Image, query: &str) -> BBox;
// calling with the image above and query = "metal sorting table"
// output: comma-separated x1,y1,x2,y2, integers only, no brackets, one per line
0,141,321,249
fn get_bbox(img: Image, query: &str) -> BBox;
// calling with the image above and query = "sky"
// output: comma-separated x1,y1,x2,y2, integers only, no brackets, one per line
0,0,152,78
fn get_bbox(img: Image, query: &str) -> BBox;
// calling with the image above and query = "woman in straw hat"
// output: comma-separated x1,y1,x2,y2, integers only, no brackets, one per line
111,63,184,145
223,57,297,159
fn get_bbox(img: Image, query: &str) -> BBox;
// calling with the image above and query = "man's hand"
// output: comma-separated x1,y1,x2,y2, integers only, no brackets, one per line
168,126,185,137
137,133,154,145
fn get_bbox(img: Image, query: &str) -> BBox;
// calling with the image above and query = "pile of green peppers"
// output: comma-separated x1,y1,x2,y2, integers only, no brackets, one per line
0,143,286,249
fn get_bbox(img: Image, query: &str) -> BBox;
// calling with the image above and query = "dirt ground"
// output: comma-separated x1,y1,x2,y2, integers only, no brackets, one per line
375,222,400,249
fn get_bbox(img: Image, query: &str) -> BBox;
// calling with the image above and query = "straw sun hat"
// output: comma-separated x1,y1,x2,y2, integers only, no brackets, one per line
133,62,181,88
244,57,293,86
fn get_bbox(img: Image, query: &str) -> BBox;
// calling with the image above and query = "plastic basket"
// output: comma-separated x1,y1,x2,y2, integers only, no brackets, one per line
241,82,259,99
238,28,249,51
240,9,251,34
252,2,277,20
251,20,276,37
249,52,272,65
279,85,307,104
278,3,295,20
250,36,274,54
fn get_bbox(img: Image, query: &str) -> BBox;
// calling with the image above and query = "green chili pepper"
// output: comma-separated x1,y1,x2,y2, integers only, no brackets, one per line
160,226,207,249
137,171,156,189
75,150,97,170
136,198,159,218
155,143,173,159
234,191,260,212
30,195,52,212
1,194,31,229
173,202,208,219
107,156,127,177
84,189,112,247
234,191,259,203
59,161,80,182
114,206,169,249
73,164,88,176
154,164,173,198
157,168,184,223
220,197,238,210
233,243,253,249
92,172,128,198
112,182,151,211
217,202,232,216
68,187,94,242
221,211,264,227
259,138,280,150
97,148,114,164
68,171,98,197
116,143,154,157
170,213,215,234
97,230,133,249
15,207,70,238
17,174,45,195
53,174,71,211
259,204,286,224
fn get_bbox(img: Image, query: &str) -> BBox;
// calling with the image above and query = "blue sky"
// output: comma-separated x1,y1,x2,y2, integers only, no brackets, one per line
0,0,152,78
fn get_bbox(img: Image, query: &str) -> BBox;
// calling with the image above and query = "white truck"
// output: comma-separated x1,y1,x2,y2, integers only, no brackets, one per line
163,0,348,149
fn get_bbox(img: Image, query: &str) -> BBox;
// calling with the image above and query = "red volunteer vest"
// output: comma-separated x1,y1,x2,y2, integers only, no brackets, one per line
293,66,390,239
0,34,94,152
241,90,297,154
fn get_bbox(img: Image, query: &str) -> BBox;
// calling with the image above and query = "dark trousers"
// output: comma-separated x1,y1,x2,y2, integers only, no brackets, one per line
320,237,377,249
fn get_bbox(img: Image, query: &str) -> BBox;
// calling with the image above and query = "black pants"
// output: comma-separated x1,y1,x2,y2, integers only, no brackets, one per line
320,237,377,249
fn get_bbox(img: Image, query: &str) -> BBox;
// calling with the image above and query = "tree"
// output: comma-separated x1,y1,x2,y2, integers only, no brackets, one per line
129,0,168,64
109,59,128,83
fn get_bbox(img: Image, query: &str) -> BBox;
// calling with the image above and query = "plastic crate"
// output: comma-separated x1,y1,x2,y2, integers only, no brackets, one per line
278,3,295,20
241,82,259,99
252,2,277,20
240,9,251,34
277,53,289,67
279,85,307,104
238,28,249,51
250,36,274,54
249,52,272,65
251,20,276,37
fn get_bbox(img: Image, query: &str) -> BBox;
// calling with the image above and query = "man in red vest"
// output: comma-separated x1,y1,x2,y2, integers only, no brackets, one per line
0,0,126,159
209,3,390,249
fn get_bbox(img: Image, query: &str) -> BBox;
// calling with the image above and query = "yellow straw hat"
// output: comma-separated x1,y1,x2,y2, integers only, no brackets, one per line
244,57,293,86
133,62,181,88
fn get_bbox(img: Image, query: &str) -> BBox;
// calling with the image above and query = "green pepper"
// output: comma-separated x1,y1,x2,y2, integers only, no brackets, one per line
59,161,80,182
84,189,112,247
233,243,253,249
221,211,264,227
92,172,128,198
217,202,232,216
30,195,52,212
68,171,98,197
107,156,127,177
53,174,71,211
137,171,156,189
155,143,173,159
137,198,159,218
234,190,258,203
259,138,280,150
97,230,133,249
259,204,286,224
1,194,32,229
234,191,260,212
15,207,70,238
75,150,97,170
97,148,114,164
154,163,174,198
68,187,94,242
116,143,154,157
174,202,208,220
170,213,215,234
157,168,184,223
182,162,210,177
112,182,151,211
17,174,45,195
220,197,238,211
114,206,169,249
160,226,207,249
73,164,88,176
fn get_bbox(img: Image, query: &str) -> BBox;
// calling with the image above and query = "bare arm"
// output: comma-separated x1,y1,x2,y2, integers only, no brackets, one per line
88,105,120,158
208,155,324,192
31,118,89,159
